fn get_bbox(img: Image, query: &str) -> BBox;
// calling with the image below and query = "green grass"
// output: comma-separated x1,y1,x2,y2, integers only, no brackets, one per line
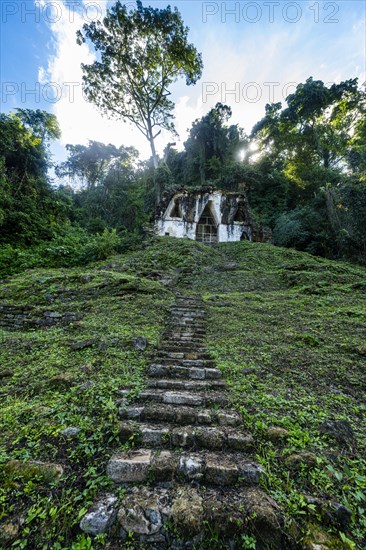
202,242,366,548
0,238,365,548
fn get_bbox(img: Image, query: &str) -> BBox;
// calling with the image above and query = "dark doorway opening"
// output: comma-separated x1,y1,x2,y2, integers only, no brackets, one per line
196,203,218,243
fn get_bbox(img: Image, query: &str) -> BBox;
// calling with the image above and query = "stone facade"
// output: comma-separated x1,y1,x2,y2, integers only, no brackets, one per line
155,189,252,243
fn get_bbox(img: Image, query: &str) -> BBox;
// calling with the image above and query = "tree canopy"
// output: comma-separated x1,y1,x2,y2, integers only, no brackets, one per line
77,0,203,176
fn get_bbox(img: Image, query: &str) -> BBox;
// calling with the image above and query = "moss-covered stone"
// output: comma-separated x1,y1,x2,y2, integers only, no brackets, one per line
171,487,203,536
285,452,318,471
4,460,64,483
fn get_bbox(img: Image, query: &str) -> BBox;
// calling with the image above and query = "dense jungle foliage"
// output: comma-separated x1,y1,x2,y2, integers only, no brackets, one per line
1,77,365,277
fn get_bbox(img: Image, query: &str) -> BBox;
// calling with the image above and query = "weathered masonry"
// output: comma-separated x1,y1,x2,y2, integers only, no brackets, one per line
155,190,252,243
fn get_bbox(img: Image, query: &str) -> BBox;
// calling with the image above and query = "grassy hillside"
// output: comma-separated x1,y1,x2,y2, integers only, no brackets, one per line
0,238,365,549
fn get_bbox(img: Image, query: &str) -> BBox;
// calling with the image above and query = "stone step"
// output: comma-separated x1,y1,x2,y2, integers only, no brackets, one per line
81,295,286,546
171,309,205,314
170,303,206,315
100,483,281,547
119,403,242,427
157,351,212,360
165,328,205,335
107,449,262,486
169,322,204,328
146,378,226,392
117,422,255,451
162,335,205,342
171,310,204,315
168,324,204,330
165,328,205,334
155,358,213,366
165,329,206,336
172,311,204,316
166,326,205,332
163,329,205,339
158,343,208,352
147,364,221,379
136,389,229,407
170,320,205,324
170,319,205,325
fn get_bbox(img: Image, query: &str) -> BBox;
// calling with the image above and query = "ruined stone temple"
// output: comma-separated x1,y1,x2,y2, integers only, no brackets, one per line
155,189,252,243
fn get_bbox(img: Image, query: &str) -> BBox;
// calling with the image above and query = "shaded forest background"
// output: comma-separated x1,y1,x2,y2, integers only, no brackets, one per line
1,77,365,277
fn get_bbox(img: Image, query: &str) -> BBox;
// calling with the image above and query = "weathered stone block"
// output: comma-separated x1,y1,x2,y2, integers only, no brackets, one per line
171,487,203,536
205,456,238,485
238,462,263,484
227,433,254,451
175,407,197,424
118,490,164,535
178,454,204,481
60,427,80,438
189,368,206,380
141,426,170,446
205,368,222,380
119,406,144,420
196,427,226,450
148,364,169,377
80,493,117,535
144,404,175,423
197,411,212,424
107,450,152,482
163,392,202,406
151,451,177,481
171,427,195,447
217,412,241,426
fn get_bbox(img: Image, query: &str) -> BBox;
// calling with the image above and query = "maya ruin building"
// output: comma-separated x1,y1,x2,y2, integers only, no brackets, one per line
155,188,252,244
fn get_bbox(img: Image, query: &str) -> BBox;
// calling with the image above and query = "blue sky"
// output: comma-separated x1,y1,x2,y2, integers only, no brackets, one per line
1,0,365,165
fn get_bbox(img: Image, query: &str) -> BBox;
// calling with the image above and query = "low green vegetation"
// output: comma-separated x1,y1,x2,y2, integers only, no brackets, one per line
0,238,365,548
203,243,366,548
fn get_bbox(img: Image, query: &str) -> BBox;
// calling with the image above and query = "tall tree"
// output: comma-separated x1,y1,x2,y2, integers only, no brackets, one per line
56,141,145,232
77,0,203,182
182,103,247,185
56,141,137,191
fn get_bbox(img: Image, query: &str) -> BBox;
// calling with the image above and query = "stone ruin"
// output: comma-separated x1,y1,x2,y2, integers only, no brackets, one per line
155,187,252,243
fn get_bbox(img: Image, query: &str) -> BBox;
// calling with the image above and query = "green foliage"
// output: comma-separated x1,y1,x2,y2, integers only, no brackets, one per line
325,182,366,263
202,241,366,549
0,112,66,246
15,109,61,145
1,77,366,266
249,78,366,262
56,141,149,234
273,203,331,255
167,103,247,186
0,227,143,278
252,77,364,170
56,141,137,191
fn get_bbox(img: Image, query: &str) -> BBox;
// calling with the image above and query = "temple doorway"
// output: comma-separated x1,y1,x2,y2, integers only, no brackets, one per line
196,203,218,243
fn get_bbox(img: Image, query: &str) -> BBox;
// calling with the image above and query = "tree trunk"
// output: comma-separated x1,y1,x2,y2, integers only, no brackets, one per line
147,121,161,206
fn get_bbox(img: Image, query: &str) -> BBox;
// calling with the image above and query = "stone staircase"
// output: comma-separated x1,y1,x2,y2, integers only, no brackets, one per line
81,296,284,548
